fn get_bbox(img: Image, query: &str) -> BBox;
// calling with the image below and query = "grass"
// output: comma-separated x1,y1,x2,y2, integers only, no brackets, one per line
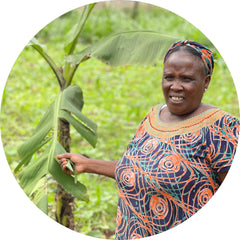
0,2,239,239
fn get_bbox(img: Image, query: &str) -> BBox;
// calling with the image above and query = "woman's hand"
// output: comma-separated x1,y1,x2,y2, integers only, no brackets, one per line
57,153,89,175
57,153,118,179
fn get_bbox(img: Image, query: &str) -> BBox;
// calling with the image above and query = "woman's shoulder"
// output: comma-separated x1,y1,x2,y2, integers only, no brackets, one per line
148,104,164,115
209,105,239,122
218,109,240,129
199,103,239,122
204,105,240,135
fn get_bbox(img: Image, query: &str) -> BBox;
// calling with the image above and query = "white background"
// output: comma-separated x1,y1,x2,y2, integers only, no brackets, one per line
0,0,239,239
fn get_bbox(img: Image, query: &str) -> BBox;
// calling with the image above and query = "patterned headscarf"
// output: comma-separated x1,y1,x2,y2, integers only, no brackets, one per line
164,40,214,75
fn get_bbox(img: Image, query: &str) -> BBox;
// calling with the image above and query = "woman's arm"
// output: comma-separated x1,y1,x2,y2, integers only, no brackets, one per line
218,171,228,184
57,153,118,179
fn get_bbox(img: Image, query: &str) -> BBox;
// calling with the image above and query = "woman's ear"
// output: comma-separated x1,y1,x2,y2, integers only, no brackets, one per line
204,74,211,90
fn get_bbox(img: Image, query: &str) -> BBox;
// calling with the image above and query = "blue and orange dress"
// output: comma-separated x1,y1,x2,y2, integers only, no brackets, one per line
115,104,239,239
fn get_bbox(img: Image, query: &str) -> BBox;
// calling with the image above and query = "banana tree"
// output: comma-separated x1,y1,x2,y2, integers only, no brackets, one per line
15,3,97,229
15,2,176,229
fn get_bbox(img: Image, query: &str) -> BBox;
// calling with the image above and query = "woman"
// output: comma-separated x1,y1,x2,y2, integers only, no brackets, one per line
57,40,239,239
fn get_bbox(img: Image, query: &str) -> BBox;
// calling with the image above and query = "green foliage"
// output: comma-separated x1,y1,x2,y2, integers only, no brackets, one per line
68,31,177,66
1,2,239,239
16,84,97,209
13,3,98,214
64,3,95,55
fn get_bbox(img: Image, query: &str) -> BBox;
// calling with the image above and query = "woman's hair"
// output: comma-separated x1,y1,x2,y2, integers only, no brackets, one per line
164,40,214,75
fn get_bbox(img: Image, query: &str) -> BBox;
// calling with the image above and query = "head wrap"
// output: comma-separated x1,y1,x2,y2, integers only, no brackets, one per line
164,40,214,75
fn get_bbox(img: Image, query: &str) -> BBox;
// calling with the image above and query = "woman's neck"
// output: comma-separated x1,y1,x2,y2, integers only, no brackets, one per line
159,103,216,123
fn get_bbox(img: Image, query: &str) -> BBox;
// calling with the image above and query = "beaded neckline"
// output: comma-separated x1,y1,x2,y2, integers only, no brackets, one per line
143,104,226,137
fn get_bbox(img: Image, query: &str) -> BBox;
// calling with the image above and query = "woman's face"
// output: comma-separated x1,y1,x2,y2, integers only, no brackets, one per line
162,50,211,116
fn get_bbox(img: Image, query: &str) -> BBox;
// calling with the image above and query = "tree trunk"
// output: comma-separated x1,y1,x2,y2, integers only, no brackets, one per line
55,118,75,230
55,184,75,229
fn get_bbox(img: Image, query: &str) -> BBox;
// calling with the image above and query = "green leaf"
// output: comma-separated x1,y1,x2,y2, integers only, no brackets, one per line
15,104,54,173
16,85,97,174
61,84,84,113
65,159,75,173
50,159,88,201
46,91,63,170
17,85,94,206
60,85,97,147
30,177,48,214
65,47,92,66
61,85,97,133
59,110,97,147
36,194,48,215
91,31,177,66
63,4,96,87
64,3,96,55
67,31,177,66
50,141,88,201
15,136,52,174
19,150,48,196
65,160,78,184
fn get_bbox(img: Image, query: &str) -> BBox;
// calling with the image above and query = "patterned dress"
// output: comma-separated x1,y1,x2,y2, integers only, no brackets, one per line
115,104,239,240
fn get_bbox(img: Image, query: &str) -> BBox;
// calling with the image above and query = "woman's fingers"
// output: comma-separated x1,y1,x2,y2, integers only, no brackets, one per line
57,153,72,160
57,153,79,164
56,153,86,174
60,158,67,166
58,157,73,175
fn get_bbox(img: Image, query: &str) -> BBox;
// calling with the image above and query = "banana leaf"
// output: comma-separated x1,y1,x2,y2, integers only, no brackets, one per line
19,149,49,196
67,31,177,66
49,141,88,202
61,84,97,133
64,3,96,55
59,110,97,147
31,177,48,214
15,104,54,173
16,84,96,211
16,85,97,171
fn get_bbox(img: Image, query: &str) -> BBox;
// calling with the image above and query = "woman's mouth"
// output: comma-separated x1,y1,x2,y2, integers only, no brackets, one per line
170,96,184,103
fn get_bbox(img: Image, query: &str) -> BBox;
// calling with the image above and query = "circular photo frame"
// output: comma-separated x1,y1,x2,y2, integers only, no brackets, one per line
0,1,239,240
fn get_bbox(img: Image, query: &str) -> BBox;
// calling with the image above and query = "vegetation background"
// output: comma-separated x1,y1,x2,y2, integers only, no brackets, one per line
0,1,239,239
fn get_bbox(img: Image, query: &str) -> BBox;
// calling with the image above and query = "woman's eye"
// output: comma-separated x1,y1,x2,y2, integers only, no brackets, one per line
183,77,192,82
165,76,173,81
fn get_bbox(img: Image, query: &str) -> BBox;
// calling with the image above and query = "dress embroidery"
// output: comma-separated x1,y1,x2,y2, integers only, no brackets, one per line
115,104,239,239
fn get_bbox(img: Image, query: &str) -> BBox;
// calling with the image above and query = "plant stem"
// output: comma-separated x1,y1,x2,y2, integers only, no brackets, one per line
31,44,65,89
63,3,96,87
67,3,96,55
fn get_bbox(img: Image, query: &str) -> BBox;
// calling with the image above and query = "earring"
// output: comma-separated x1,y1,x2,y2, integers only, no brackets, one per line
204,88,207,92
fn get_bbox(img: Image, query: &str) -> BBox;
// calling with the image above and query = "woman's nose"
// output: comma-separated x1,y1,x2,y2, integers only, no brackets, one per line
170,80,183,91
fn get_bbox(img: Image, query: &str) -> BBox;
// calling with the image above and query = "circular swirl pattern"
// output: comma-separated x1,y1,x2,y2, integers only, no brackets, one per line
198,188,213,208
129,219,152,239
120,169,135,187
159,154,181,173
141,138,159,155
180,129,202,143
150,195,168,219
